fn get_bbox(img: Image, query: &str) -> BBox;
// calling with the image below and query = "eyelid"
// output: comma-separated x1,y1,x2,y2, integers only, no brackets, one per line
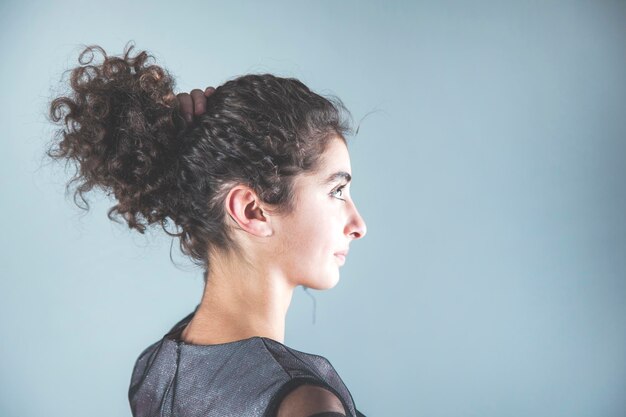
330,184,348,200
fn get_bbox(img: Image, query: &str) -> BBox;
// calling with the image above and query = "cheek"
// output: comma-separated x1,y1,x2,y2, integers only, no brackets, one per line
279,213,336,265
290,218,327,253
277,210,344,289
276,214,317,257
299,214,342,260
276,194,343,260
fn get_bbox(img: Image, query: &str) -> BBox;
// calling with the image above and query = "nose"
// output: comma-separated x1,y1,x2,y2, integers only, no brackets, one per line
346,201,367,240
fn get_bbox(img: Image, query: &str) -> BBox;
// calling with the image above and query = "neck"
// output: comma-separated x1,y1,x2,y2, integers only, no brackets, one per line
181,250,295,345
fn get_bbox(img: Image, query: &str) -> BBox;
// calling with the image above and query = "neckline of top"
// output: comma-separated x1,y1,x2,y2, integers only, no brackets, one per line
163,307,287,348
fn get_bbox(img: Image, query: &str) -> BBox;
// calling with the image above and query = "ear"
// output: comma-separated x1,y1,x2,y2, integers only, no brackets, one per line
224,185,273,237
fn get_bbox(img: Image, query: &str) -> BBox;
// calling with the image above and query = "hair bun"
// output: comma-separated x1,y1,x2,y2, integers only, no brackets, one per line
47,41,185,233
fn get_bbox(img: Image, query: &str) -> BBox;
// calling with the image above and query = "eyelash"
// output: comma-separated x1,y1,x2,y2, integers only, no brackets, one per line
330,185,347,201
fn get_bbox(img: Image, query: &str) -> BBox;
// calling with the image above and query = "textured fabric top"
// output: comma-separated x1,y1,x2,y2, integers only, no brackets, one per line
128,307,366,417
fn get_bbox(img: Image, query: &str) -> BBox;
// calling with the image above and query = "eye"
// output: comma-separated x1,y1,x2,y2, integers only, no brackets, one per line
330,185,347,200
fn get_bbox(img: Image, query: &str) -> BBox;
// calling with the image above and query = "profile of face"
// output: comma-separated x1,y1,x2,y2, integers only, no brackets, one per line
271,136,367,290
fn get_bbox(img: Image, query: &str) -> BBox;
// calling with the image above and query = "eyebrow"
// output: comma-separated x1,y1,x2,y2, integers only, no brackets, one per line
323,171,352,185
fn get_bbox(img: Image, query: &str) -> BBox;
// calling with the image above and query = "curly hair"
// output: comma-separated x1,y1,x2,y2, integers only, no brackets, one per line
46,41,354,277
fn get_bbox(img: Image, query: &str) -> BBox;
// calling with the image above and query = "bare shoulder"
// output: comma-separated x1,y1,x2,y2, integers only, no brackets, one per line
275,384,346,417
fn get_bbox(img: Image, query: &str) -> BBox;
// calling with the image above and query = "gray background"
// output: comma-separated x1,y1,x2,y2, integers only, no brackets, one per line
1,1,625,416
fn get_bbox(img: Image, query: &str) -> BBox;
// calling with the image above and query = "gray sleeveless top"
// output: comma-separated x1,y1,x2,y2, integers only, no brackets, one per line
128,307,366,417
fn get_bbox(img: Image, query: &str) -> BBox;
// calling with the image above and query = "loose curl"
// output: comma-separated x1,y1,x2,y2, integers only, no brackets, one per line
46,41,353,277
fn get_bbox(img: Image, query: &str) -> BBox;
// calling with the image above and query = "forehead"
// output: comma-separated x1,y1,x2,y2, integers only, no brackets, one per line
311,137,352,185
292,137,352,190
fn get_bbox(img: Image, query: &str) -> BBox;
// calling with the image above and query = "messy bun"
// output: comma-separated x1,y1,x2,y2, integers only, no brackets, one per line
47,42,353,275
47,41,186,230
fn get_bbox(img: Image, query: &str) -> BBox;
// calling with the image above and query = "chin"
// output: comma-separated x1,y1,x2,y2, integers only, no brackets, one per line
306,272,340,290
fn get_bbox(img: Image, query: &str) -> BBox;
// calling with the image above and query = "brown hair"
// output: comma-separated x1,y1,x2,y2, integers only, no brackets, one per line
46,41,353,276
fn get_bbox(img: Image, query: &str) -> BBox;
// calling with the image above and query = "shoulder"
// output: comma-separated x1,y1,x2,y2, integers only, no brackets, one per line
259,339,356,417
258,337,338,381
273,382,346,417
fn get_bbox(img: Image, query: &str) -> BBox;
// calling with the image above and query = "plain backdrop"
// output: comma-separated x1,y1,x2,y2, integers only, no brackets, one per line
1,1,625,416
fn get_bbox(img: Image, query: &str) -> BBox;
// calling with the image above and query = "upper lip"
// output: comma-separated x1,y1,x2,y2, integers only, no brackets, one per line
334,249,349,256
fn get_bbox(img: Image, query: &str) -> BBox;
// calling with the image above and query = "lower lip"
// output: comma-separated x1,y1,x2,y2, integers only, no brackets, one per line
334,254,346,264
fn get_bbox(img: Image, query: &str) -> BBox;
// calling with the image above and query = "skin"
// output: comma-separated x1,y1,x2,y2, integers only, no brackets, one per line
179,134,367,345
176,87,215,122
276,385,346,416
177,89,362,414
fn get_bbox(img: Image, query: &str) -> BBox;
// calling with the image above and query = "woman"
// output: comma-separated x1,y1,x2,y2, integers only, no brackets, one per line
47,42,367,417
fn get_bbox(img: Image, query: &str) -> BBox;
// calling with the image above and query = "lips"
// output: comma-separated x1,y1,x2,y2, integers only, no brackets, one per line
334,249,348,264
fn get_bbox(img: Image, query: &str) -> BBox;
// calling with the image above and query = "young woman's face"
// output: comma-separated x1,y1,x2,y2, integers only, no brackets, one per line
273,136,367,290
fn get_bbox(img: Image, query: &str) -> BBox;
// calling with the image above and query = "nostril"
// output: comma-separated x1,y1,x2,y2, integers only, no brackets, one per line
354,220,366,239
346,209,367,239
